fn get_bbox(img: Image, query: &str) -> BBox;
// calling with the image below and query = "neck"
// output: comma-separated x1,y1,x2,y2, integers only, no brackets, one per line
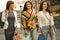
27,8,32,11
9,8,13,12
42,9,46,13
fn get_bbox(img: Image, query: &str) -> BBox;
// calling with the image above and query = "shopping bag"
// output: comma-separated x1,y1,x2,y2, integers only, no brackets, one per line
22,32,31,40
38,34,45,40
13,34,21,40
13,30,21,40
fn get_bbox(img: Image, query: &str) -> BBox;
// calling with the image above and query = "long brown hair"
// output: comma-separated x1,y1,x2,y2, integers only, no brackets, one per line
39,1,51,14
6,1,14,10
23,1,33,11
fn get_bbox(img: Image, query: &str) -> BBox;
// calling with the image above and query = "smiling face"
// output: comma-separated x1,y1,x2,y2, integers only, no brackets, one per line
9,4,14,10
42,2,48,10
26,2,32,9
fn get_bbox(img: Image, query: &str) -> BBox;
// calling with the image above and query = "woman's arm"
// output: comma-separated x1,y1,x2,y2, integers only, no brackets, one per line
50,14,54,26
49,14,55,36
37,12,44,35
14,11,18,28
37,12,42,28
1,10,8,22
21,14,27,28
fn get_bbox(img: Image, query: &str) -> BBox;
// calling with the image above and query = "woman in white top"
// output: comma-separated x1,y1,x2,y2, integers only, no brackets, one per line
1,1,17,40
37,1,56,40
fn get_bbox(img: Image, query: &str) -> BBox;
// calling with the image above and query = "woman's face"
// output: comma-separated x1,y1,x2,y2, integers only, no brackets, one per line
9,4,14,10
42,2,47,10
26,2,32,9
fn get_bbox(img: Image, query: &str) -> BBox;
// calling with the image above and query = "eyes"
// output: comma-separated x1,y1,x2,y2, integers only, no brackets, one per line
43,4,47,5
26,3,31,6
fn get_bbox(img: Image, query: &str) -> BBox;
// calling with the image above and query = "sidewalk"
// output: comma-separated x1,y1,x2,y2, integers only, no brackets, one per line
0,28,60,40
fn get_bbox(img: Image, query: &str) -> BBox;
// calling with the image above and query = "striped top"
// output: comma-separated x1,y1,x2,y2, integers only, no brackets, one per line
21,9,37,29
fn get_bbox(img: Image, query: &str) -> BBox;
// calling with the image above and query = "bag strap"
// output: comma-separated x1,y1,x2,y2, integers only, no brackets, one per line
44,13,51,26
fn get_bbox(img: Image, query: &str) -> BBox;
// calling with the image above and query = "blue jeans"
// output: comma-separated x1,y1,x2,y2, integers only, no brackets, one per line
31,28,37,40
42,26,56,40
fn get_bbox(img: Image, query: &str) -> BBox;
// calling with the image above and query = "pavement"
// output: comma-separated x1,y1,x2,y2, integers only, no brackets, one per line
0,28,60,40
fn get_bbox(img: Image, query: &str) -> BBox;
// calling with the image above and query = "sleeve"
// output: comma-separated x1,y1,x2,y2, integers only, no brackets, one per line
21,12,27,28
1,11,7,22
50,14,54,26
14,11,18,27
37,12,42,28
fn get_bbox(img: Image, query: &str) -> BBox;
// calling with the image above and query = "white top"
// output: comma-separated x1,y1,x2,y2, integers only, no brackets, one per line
1,10,17,29
37,11,54,28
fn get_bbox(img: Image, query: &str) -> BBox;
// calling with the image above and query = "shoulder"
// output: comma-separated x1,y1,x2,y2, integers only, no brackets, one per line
13,11,17,17
38,11,42,13
2,10,6,14
22,11,27,15
13,11,17,15
47,12,51,16
13,10,17,13
22,11,26,13
2,10,7,16
22,11,29,16
37,11,43,15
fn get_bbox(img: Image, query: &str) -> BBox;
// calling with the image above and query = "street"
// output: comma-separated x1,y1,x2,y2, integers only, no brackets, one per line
0,28,60,40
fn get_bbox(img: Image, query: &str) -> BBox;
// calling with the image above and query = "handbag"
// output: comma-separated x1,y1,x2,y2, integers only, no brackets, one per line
22,32,31,40
38,34,45,40
13,33,21,40
13,29,21,40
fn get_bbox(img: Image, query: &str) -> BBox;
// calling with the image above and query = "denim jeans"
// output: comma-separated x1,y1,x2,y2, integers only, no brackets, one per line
31,28,37,40
42,26,56,40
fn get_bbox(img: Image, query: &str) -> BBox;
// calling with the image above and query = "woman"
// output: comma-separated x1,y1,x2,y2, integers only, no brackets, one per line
1,1,17,40
37,1,56,40
21,1,37,40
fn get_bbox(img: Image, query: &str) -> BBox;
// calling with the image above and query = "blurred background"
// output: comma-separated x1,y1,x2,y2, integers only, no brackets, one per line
0,0,60,40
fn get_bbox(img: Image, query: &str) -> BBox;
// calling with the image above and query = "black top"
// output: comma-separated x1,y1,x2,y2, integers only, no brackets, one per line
7,12,15,32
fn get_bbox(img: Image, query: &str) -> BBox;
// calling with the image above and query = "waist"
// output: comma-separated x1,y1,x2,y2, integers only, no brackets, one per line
42,25,50,29
41,21,50,26
42,24,50,27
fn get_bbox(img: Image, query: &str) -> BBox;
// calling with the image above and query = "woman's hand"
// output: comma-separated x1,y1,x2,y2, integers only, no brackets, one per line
50,27,54,36
41,31,44,36
14,30,18,35
40,28,44,36
28,21,36,29
24,29,28,34
5,10,8,18
14,27,18,35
